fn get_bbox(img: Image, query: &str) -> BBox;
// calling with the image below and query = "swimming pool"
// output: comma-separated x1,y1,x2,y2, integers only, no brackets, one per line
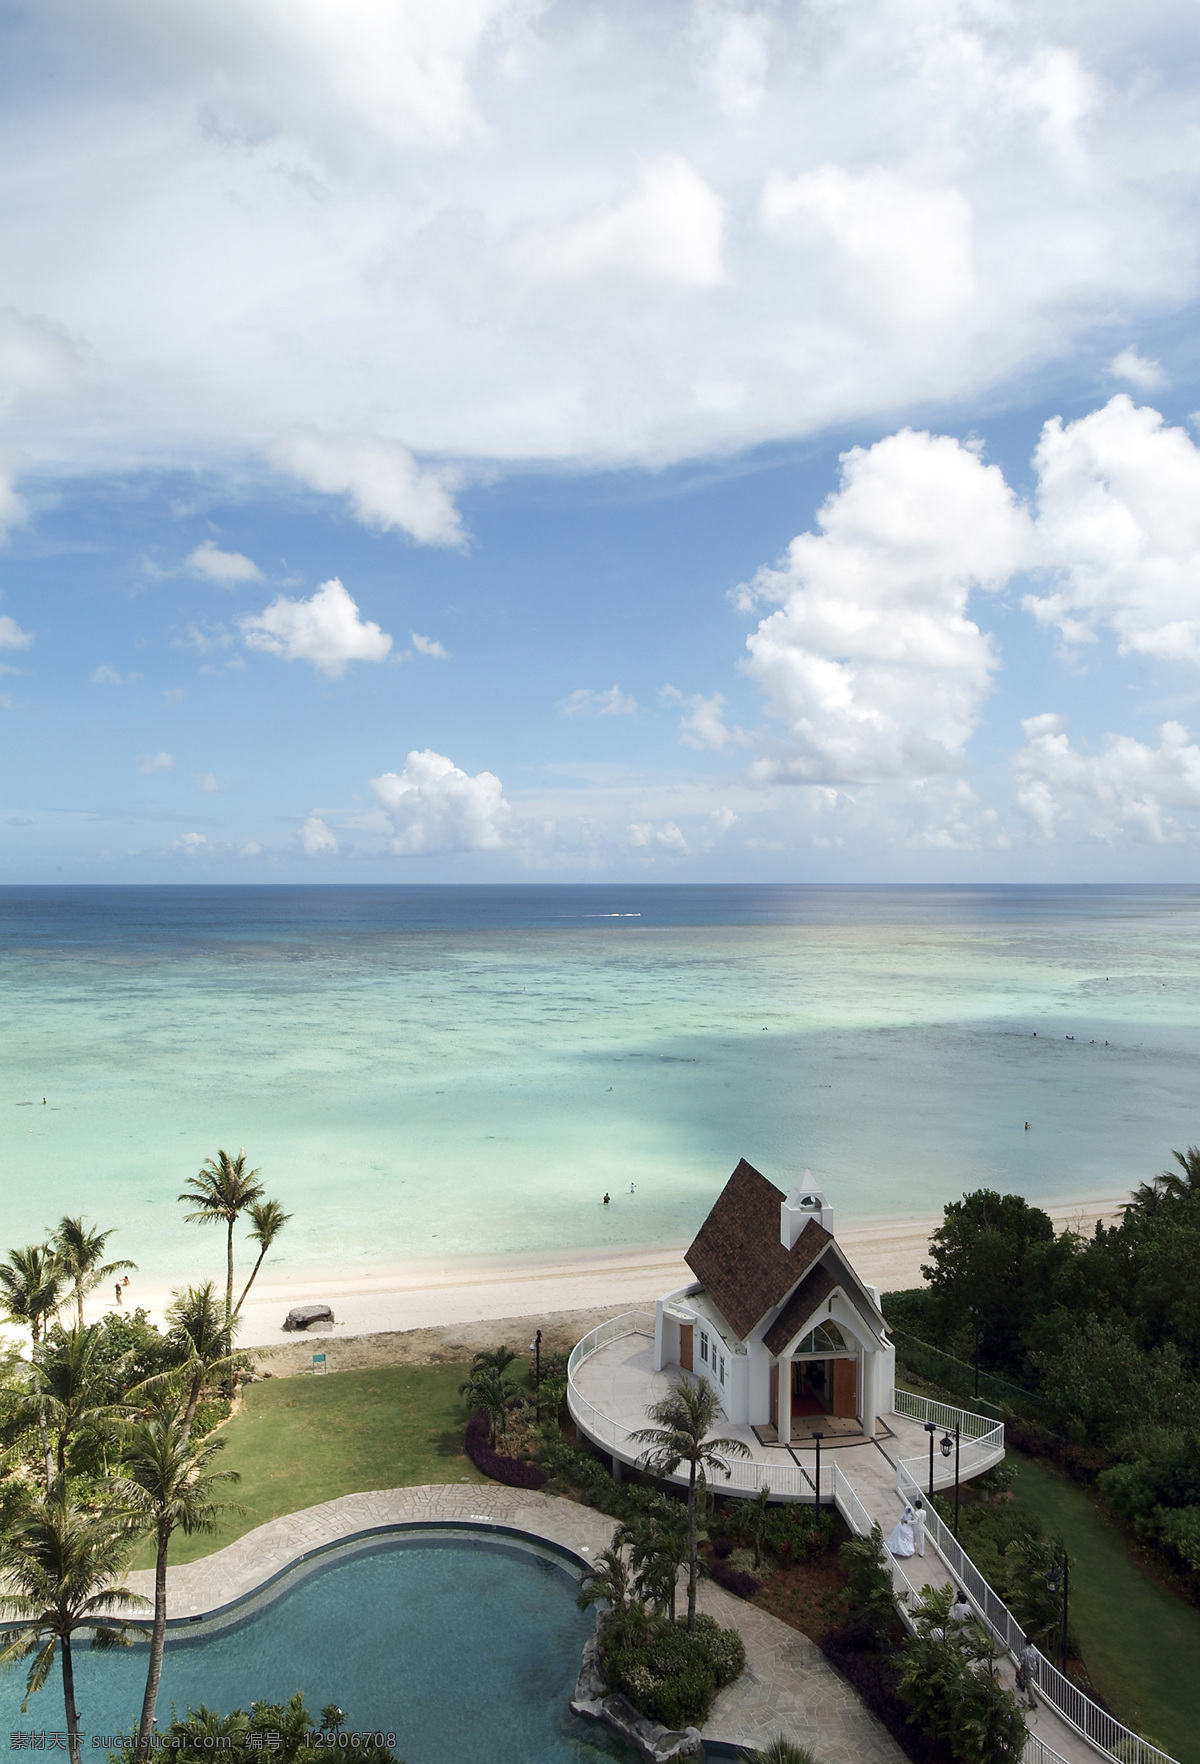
0,1528,633,1763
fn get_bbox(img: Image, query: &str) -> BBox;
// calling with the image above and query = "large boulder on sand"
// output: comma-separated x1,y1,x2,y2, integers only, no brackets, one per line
283,1303,335,1331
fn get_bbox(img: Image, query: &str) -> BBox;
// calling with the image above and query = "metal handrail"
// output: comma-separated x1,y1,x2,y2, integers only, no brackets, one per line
896,1460,1180,1764
893,1388,1006,1493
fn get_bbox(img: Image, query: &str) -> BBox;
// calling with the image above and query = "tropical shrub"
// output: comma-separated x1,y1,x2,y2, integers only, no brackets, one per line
136,1693,403,1764
603,1608,745,1728
709,1560,760,1599
464,1406,547,1488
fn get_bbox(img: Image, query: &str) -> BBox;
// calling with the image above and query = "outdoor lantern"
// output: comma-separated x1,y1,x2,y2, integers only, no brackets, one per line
940,1431,953,1458
1045,1563,1060,1595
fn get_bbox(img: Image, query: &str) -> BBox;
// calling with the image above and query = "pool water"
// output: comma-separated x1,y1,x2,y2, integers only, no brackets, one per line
0,1531,629,1763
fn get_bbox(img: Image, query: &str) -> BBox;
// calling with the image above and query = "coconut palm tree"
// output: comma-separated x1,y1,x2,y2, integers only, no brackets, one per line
113,1408,240,1763
632,1377,750,1633
471,1344,518,1377
1160,1146,1200,1200
178,1150,265,1336
617,1506,690,1622
0,1244,64,1347
48,1219,136,1327
161,1282,240,1443
233,1199,292,1317
576,1545,633,1615
0,1246,65,1485
459,1363,518,1447
27,1325,131,1493
0,1493,147,1764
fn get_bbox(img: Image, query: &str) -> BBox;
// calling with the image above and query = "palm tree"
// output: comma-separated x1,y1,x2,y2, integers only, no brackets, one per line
114,1408,240,1762
741,1742,821,1764
617,1507,689,1622
233,1199,292,1317
459,1363,518,1447
48,1219,136,1327
0,1493,147,1764
632,1377,750,1632
161,1282,240,1443
576,1545,633,1615
178,1150,265,1334
0,1244,64,1346
1160,1146,1200,1200
0,1246,65,1485
471,1344,518,1377
27,1325,130,1492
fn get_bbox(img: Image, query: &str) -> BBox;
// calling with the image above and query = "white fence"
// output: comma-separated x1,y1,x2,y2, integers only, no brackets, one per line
895,1459,1180,1764
893,1388,1006,1493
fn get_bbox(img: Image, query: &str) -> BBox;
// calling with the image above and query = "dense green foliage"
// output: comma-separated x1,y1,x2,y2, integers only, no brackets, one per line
885,1163,1200,1587
603,1608,745,1729
116,1694,402,1764
896,1584,1027,1763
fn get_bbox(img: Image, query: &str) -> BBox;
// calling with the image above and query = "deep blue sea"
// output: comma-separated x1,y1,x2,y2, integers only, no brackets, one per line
2,883,1198,1287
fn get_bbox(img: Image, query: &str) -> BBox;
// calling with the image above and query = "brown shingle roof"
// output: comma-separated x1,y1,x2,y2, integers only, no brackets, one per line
684,1158,833,1341
762,1262,838,1355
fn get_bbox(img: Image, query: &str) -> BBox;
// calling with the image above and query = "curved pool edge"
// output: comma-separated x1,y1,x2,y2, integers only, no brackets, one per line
119,1484,618,1624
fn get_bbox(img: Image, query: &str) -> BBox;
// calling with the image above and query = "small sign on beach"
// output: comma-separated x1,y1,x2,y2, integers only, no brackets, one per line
312,1352,327,1375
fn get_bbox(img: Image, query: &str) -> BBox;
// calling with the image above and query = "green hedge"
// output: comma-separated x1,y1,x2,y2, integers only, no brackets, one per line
604,1610,745,1729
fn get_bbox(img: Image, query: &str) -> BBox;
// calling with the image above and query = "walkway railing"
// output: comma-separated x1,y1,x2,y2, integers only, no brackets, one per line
896,1459,1180,1764
893,1388,1006,1492
569,1311,840,1504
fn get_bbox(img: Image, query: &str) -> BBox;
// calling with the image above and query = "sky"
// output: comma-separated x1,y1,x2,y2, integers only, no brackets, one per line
4,0,1200,882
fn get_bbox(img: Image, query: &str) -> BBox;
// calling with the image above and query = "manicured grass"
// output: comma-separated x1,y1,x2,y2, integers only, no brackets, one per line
143,1360,492,1568
1010,1451,1200,1762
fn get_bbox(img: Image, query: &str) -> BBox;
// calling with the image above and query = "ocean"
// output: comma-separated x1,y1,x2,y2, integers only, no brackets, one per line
1,884,1198,1292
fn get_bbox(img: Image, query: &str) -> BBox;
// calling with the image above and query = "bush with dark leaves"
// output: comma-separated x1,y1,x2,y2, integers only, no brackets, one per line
464,1407,548,1488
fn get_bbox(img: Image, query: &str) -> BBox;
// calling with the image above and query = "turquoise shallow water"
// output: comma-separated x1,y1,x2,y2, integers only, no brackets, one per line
2,884,1200,1288
0,1533,614,1762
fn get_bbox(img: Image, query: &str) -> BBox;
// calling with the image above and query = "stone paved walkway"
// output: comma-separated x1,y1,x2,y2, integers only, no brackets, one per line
122,1485,905,1761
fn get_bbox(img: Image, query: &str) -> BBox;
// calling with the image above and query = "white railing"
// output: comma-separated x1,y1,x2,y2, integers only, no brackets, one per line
1023,1740,1072,1764
893,1388,1006,1493
569,1311,840,1505
896,1460,1180,1764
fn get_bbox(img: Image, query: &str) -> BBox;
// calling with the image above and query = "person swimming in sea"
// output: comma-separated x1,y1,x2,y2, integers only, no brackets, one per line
603,1192,610,1205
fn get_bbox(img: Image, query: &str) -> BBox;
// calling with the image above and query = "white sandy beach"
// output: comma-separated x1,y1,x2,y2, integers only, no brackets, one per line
92,1194,1125,1353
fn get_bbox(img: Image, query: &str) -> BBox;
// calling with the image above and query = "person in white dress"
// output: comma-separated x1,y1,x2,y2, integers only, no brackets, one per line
887,1502,916,1557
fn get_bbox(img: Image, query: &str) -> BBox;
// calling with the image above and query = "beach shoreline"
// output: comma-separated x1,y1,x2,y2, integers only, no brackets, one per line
90,1194,1125,1352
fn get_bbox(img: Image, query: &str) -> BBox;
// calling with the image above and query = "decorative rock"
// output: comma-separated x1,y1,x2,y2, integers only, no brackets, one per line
571,1611,702,1763
282,1304,334,1331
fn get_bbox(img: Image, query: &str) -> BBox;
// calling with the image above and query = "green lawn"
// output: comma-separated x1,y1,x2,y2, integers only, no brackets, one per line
145,1360,492,1567
1010,1451,1200,1762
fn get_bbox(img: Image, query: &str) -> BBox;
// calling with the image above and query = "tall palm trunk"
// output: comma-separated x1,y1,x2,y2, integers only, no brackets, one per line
180,1371,204,1446
74,1282,85,1330
234,1246,268,1317
136,1521,171,1762
32,1321,53,1491
686,1460,698,1633
60,1632,81,1764
224,1221,235,1339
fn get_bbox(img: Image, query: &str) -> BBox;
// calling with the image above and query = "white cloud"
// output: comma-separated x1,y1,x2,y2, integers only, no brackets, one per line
197,771,219,793
1015,712,1200,843
273,433,463,547
300,814,338,855
548,156,724,289
1025,397,1200,663
0,614,34,650
371,749,512,854
1109,348,1164,391
91,664,142,683
240,577,392,676
660,685,737,750
561,684,638,718
0,309,75,407
628,820,690,854
184,540,263,585
0,8,1196,487
174,831,206,853
410,631,448,659
739,428,1029,785
136,751,175,774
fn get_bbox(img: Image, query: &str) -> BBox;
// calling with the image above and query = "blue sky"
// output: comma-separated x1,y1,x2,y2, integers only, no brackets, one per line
4,0,1200,881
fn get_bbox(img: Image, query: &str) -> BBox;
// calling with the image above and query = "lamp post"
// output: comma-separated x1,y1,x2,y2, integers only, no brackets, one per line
811,1430,823,1512
941,1428,961,1536
968,1306,982,1399
924,1420,937,1499
528,1329,542,1389
1045,1553,1070,1672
